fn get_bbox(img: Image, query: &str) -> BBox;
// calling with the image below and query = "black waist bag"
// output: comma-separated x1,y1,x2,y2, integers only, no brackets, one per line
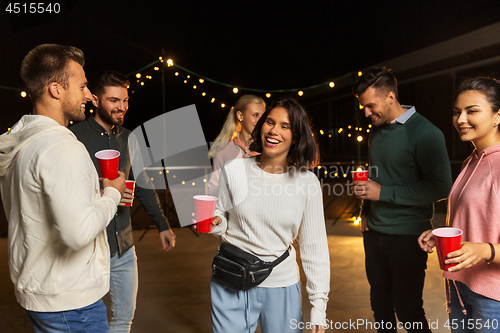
212,242,291,290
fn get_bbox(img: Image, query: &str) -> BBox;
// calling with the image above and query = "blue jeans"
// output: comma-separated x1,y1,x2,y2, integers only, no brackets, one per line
449,281,500,333
363,230,431,333
211,278,303,333
109,246,138,333
26,299,109,333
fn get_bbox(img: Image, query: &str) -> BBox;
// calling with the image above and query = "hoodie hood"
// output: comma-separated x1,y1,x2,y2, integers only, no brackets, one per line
0,115,73,177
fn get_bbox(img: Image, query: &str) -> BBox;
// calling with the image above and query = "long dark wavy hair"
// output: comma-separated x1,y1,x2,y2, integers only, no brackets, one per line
249,97,319,169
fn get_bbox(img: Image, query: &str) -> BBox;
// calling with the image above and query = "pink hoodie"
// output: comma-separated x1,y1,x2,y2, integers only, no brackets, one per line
443,144,500,301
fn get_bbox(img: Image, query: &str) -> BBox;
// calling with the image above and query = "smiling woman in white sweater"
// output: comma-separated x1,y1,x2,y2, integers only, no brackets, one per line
209,98,330,333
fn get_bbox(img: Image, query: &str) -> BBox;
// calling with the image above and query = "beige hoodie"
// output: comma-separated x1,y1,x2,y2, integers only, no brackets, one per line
0,115,120,311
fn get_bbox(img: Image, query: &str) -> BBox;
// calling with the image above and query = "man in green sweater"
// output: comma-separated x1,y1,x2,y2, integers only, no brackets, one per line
352,67,452,333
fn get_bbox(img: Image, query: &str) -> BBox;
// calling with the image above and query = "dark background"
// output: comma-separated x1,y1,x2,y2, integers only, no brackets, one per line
1,0,499,150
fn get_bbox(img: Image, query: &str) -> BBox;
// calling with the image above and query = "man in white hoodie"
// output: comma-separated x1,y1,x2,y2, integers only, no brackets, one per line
0,44,126,332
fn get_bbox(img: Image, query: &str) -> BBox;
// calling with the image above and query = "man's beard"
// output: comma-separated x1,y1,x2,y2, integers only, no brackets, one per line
62,98,85,123
97,107,124,127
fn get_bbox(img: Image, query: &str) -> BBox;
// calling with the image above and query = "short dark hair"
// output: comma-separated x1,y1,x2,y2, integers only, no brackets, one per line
20,44,85,102
352,67,398,99
249,97,319,169
89,70,130,98
455,77,500,115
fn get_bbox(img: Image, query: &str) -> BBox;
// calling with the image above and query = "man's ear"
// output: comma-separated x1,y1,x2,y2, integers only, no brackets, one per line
386,91,396,105
48,82,62,99
92,94,99,108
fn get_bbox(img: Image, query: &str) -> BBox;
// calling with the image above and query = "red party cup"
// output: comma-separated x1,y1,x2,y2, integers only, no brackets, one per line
124,180,136,207
193,195,218,233
432,227,463,270
95,149,120,180
351,170,369,181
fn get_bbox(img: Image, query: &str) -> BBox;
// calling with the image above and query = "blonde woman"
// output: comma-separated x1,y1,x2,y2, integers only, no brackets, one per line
207,94,265,196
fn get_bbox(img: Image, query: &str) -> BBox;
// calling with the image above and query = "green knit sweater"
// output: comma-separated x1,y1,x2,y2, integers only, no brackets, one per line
362,111,452,235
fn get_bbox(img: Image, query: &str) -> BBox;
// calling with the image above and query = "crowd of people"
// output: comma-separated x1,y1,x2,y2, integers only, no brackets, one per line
0,43,499,333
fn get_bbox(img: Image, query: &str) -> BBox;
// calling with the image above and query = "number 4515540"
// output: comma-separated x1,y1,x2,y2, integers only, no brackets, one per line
5,3,61,14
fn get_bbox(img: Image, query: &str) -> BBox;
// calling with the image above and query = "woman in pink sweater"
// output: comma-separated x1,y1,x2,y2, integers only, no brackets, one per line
419,77,500,331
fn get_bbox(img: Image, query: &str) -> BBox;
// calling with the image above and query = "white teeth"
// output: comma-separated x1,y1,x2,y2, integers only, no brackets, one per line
266,138,279,144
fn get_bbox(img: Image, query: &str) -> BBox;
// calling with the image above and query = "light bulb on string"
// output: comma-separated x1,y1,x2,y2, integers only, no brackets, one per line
233,87,238,94
136,73,141,79
175,72,179,76
199,78,204,83
154,67,159,71
266,93,271,98
20,91,27,98
167,59,174,67
329,82,335,88
298,91,304,97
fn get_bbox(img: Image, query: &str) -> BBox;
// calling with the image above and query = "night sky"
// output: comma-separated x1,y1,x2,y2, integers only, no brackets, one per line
1,0,499,143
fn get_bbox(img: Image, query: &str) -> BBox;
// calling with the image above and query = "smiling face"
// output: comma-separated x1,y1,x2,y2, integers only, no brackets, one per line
260,107,293,160
453,90,500,150
93,85,129,129
61,61,92,123
358,86,395,126
237,102,265,136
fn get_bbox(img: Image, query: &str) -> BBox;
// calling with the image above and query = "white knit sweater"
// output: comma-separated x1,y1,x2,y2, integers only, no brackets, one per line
211,157,330,326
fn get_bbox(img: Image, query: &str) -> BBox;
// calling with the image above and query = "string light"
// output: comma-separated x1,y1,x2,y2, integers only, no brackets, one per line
140,82,145,86
298,91,304,96
221,103,225,108
20,91,27,98
183,80,187,83
319,130,324,135
136,73,141,79
358,71,363,76
359,104,364,109
329,82,335,88
233,87,238,94
187,75,190,79
154,67,159,71
90,109,94,113
357,136,363,142
211,98,215,103
266,93,271,98
199,78,204,83
348,125,352,129
193,85,197,89
175,72,179,76
167,59,174,67
348,134,352,137
202,92,206,96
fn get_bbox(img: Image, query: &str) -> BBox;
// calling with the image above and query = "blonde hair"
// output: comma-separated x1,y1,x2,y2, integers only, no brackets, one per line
209,94,265,159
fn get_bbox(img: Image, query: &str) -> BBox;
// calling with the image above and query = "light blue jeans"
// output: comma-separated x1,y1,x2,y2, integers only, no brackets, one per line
26,299,109,333
449,281,500,333
109,246,138,333
211,278,303,333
